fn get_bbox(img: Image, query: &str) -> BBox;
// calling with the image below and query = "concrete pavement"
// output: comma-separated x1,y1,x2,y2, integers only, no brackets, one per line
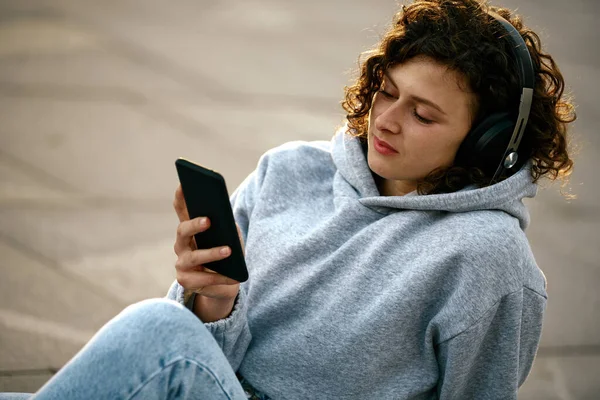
0,0,598,398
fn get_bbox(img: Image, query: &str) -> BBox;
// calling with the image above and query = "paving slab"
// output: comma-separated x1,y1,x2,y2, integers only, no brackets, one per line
520,354,600,400
526,193,600,348
0,200,175,262
41,0,398,101
518,357,567,400
557,355,600,399
0,327,82,380
0,16,101,58
172,99,341,154
0,239,124,391
0,148,177,264
0,372,54,394
0,96,257,200
0,241,123,331
0,153,74,205
0,17,199,102
520,354,600,399
501,0,600,67
59,238,178,305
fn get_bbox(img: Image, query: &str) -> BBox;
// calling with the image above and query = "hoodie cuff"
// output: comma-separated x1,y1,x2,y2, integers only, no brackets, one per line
203,288,251,370
203,287,247,336
167,281,248,339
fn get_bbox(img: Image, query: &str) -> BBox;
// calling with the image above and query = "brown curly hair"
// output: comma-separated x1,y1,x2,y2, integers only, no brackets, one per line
342,0,575,195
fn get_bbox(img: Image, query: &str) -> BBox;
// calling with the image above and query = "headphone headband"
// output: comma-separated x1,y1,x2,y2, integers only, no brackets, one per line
488,12,535,89
487,12,535,183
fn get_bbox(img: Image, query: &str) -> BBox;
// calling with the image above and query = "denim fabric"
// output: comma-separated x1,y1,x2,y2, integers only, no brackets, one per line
0,299,251,400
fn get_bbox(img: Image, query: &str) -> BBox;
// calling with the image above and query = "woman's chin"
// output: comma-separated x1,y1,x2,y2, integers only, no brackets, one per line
367,152,395,179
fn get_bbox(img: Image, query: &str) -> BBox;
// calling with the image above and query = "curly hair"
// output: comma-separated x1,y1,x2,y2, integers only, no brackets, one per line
342,0,575,195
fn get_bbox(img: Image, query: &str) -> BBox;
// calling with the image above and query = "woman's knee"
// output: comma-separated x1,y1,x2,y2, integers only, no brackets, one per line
82,298,210,365
119,298,190,326
104,298,205,345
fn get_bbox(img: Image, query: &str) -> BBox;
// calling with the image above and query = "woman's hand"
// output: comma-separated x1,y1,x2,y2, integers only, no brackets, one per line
173,185,242,322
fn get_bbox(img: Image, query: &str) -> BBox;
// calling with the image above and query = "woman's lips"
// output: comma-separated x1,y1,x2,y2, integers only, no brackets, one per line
373,135,398,155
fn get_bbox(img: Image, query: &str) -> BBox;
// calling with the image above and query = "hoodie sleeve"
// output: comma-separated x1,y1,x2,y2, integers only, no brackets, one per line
435,287,546,399
165,154,269,370
165,279,250,370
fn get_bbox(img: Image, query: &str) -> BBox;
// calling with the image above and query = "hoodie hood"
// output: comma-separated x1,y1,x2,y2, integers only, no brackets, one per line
331,128,537,230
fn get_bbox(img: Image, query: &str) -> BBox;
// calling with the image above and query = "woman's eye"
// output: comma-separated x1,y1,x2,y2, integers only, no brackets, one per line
413,109,433,124
378,89,395,99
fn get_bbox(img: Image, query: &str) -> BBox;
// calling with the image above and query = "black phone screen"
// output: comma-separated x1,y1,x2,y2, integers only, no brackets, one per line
175,158,248,282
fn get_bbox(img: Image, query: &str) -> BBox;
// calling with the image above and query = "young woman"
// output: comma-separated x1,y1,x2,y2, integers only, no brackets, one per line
2,0,574,399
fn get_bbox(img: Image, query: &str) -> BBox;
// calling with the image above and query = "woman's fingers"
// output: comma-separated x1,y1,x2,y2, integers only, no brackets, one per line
175,245,238,290
236,223,245,254
175,245,231,272
174,217,211,255
173,185,190,223
176,269,240,292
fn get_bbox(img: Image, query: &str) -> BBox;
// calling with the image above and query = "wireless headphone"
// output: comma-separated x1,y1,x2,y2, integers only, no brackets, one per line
454,12,535,184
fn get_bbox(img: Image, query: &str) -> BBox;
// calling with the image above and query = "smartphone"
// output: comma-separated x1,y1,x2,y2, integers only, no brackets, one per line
175,158,248,282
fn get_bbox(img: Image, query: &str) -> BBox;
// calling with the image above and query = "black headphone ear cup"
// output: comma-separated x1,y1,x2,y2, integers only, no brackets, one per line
455,112,514,176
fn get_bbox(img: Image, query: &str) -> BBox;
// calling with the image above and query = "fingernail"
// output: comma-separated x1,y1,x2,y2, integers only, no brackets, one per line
199,217,207,227
220,247,230,256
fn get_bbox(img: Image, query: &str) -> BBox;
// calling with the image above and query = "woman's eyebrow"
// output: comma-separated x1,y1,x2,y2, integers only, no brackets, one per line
383,71,447,116
383,72,398,88
410,95,447,116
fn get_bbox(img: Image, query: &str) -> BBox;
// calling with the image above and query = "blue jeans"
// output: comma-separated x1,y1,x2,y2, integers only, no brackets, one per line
0,299,249,400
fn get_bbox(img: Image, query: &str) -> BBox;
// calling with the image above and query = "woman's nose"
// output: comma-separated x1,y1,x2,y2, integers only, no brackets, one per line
375,104,402,135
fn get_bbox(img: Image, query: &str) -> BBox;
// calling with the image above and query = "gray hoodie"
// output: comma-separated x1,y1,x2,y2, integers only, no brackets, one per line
167,129,547,399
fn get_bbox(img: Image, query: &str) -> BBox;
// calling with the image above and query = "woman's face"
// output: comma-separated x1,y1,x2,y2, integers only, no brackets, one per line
367,55,476,194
